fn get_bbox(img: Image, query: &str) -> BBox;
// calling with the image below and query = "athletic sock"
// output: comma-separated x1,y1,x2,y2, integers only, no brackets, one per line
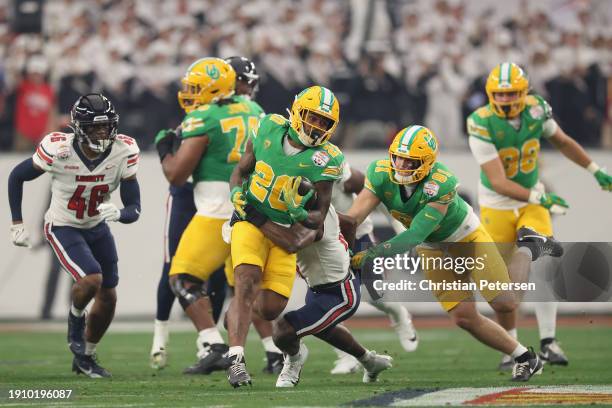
261,336,281,354
511,344,529,362
85,341,97,356
71,304,84,317
228,346,244,360
535,302,557,340
152,319,169,350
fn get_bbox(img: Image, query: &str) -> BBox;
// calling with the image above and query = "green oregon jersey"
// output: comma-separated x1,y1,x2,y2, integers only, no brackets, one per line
467,94,553,190
181,96,264,183
245,114,344,224
365,160,468,242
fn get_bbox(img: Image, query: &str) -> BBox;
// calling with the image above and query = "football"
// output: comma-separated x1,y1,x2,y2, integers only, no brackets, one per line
298,177,317,210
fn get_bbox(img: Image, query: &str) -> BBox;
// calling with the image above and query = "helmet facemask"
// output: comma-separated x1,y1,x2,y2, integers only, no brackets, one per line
389,153,430,184
294,109,336,147
73,116,118,153
489,89,527,118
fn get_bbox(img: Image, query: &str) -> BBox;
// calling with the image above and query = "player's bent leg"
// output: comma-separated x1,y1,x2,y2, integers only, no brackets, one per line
369,300,418,352
252,313,283,374
255,289,288,321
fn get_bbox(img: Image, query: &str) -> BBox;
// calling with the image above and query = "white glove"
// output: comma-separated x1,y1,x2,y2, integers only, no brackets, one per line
10,223,31,247
97,202,121,222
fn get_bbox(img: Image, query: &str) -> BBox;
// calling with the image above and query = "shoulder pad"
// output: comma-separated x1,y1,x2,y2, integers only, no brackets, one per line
475,106,493,119
115,134,140,155
466,116,491,141
423,164,458,203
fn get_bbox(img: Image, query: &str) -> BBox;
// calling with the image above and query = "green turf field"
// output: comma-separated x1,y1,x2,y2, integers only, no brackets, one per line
1,325,611,407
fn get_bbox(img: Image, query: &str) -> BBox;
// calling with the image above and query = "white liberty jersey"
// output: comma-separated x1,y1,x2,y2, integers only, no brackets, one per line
331,160,373,239
32,132,140,229
297,205,350,287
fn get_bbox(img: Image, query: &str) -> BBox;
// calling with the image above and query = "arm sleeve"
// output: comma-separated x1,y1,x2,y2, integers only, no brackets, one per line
370,205,444,257
8,158,45,222
118,178,141,224
468,136,499,165
542,118,558,139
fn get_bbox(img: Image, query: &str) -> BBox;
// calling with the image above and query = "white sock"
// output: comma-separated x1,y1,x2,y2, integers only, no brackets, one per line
228,346,244,358
152,320,169,350
196,328,225,358
261,336,281,354
535,302,557,339
369,300,407,324
357,349,372,363
510,344,528,359
71,304,84,317
288,342,306,362
85,341,97,356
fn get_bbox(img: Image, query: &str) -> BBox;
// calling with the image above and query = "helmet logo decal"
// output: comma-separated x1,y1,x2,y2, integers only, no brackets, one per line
319,87,334,113
424,134,437,150
206,64,220,80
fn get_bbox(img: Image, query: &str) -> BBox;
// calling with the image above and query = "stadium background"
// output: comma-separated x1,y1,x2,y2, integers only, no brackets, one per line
1,1,612,407
1,0,611,318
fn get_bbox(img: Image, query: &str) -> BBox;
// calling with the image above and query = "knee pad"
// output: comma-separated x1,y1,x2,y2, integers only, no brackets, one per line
170,274,208,309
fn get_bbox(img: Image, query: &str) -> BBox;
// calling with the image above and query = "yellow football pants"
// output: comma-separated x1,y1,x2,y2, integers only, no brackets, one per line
228,221,296,298
169,215,232,281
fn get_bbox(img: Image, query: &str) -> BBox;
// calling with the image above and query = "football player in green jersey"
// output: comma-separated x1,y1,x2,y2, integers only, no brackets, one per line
226,85,343,387
467,62,612,369
153,57,263,375
348,125,542,381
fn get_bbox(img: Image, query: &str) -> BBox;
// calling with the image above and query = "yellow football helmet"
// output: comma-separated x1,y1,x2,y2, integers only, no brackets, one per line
289,86,340,147
178,57,236,113
388,125,438,184
485,62,529,118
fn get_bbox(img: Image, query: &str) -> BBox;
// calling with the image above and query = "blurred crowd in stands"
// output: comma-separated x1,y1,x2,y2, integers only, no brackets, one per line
0,0,610,151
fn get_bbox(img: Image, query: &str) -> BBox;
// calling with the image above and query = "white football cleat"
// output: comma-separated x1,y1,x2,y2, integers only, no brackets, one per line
150,347,168,370
276,343,309,387
391,307,418,352
362,351,393,383
330,351,360,375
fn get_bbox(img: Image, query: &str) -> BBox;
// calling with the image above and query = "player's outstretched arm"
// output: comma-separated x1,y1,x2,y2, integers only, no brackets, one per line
347,188,381,226
260,221,319,254
548,127,612,191
351,202,447,270
7,158,45,247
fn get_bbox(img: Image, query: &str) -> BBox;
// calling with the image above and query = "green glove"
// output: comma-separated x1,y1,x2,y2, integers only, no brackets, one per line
230,186,247,219
594,169,612,191
539,192,569,215
351,248,376,270
282,176,314,223
154,129,176,161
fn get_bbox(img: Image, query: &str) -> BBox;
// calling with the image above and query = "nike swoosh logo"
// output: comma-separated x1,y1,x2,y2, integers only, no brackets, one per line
522,234,546,242
298,163,311,168
424,214,437,220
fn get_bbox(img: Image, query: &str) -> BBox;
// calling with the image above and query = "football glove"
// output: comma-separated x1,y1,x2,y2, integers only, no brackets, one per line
230,186,247,219
97,202,121,222
594,169,612,191
10,223,31,248
529,189,568,215
351,249,375,270
154,129,177,162
281,176,314,223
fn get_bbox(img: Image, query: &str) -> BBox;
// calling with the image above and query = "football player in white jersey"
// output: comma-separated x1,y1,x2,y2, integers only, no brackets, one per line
329,162,418,374
232,178,392,387
7,94,141,378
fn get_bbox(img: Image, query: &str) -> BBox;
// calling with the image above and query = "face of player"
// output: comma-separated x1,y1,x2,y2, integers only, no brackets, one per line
392,155,421,171
493,91,519,103
301,110,334,141
84,123,112,143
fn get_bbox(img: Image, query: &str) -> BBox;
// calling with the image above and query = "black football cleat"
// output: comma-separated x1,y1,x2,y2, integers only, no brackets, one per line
262,351,283,374
183,343,231,375
227,354,252,388
517,227,563,261
512,347,543,382
539,339,569,366
72,354,111,378
67,311,86,356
